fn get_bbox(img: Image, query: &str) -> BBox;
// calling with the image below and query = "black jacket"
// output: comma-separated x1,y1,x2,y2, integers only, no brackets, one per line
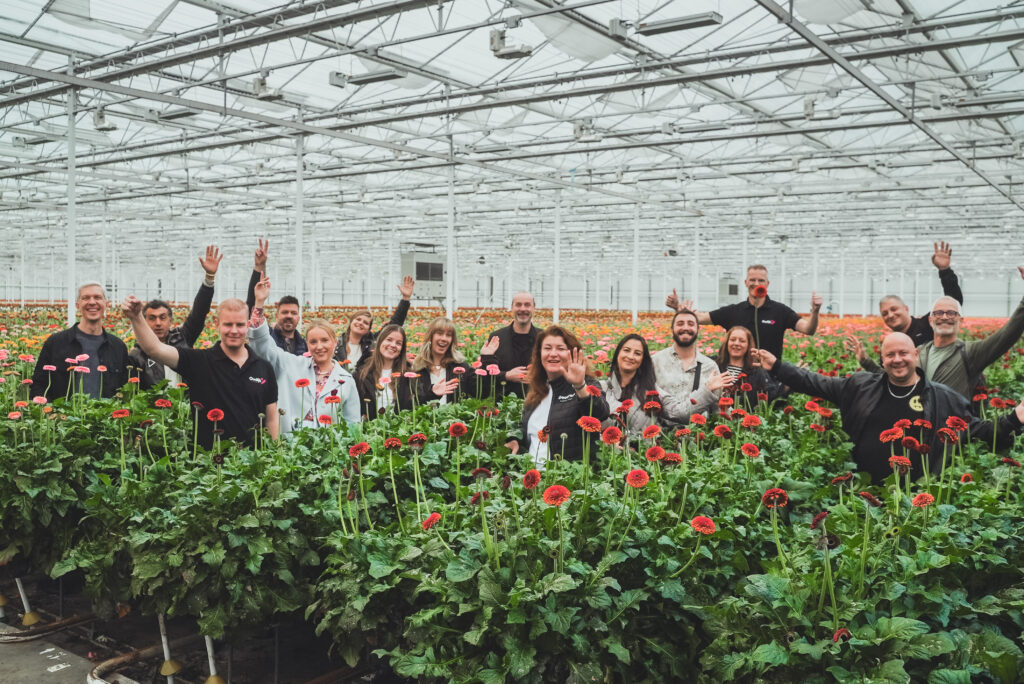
334,299,411,370
888,268,963,347
414,361,482,404
31,324,129,401
354,369,414,420
479,323,540,398
773,362,1022,477
127,282,213,388
513,375,610,462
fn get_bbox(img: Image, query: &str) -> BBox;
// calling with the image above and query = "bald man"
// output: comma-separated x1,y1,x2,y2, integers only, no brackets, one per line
852,267,1024,400
758,333,1024,483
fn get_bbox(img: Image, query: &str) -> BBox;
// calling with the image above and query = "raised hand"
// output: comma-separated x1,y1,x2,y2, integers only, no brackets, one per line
843,334,866,362
432,377,461,396
932,241,952,270
199,245,223,276
564,347,587,387
121,295,143,319
398,275,415,300
678,297,695,312
754,349,778,371
706,371,736,393
505,365,528,382
254,272,271,307
810,291,823,311
254,238,269,272
665,289,680,311
480,336,500,356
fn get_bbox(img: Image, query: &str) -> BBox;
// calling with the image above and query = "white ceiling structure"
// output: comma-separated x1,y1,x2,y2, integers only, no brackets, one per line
1,0,1023,314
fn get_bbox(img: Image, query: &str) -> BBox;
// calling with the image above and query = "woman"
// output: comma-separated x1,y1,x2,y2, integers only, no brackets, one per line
602,333,730,434
355,324,414,419
336,276,415,370
505,326,609,468
250,275,359,433
715,326,785,408
410,317,480,405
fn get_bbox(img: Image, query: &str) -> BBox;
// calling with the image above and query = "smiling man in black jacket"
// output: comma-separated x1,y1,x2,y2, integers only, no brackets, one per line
757,333,1024,484
479,291,540,399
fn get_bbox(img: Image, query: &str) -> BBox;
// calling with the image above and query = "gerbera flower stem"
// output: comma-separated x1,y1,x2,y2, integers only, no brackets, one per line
386,451,405,534
452,439,463,527
336,476,349,535
669,536,703,578
820,520,840,631
412,449,425,522
479,493,499,571
769,507,790,576
856,503,871,597
676,482,689,520
555,506,564,574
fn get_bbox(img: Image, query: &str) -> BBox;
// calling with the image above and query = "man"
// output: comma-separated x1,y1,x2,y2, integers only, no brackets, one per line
128,245,222,388
245,238,307,356
875,241,964,346
651,309,733,422
757,333,1024,483
31,282,128,401
479,292,540,398
123,295,279,449
852,266,1024,400
666,264,821,359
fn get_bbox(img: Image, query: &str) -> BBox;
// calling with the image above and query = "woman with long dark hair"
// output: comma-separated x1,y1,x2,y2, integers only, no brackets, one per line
714,325,786,408
336,276,416,370
355,324,414,419
410,317,478,404
505,326,609,468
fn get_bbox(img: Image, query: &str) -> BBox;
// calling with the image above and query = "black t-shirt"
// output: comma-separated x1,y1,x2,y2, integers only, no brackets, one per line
175,342,278,449
510,332,534,367
708,297,801,359
904,316,935,347
856,380,926,484
75,329,104,398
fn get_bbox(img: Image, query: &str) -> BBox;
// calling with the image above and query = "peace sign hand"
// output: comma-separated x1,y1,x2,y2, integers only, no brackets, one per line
254,238,269,272
564,347,587,387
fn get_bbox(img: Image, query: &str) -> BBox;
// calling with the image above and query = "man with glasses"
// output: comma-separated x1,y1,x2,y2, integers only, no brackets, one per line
853,267,1024,400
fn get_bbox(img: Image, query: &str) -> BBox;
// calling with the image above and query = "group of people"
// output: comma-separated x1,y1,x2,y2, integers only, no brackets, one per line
28,240,1024,483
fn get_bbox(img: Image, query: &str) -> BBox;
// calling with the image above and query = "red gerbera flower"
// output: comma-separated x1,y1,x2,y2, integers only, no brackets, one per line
783,405,795,414
809,423,826,433
662,451,682,464
601,426,622,445
585,385,601,397
945,416,968,432
408,433,427,447
645,446,665,462
318,414,332,425
349,442,370,458
690,516,716,535
324,395,341,405
448,422,468,437
689,414,706,426
936,427,958,444
889,455,912,470
537,426,550,443
753,285,768,298
740,382,753,392
1003,457,1022,468
154,398,172,408
831,471,853,484
804,400,820,413
642,400,662,413
384,437,402,449
641,424,661,439
893,418,912,429
810,510,830,530
913,418,932,429
857,491,884,507
295,378,310,388
470,491,490,504
577,416,602,433
761,488,788,508
675,428,691,438
421,512,441,530
740,443,760,458
832,628,852,643
471,467,492,479
757,392,769,401
900,436,920,452
960,473,973,483
523,469,541,489
718,397,734,408
206,408,224,422
713,425,732,439
111,409,130,419
879,427,904,443
619,399,635,411
625,469,649,488
542,485,570,506
741,415,762,429
911,492,935,507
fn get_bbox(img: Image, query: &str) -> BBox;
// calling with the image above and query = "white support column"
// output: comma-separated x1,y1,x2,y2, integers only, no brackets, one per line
295,135,304,311
913,269,920,313
812,243,819,294
839,248,846,319
691,222,700,312
445,164,456,318
553,190,562,323
631,203,640,324
66,64,77,326
861,265,869,316
780,249,788,306
19,237,25,308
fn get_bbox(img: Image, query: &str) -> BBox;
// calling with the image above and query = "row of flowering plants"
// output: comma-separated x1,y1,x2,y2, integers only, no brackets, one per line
0,337,1022,681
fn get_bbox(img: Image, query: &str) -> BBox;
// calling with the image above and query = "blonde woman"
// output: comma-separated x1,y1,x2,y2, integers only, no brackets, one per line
411,317,482,405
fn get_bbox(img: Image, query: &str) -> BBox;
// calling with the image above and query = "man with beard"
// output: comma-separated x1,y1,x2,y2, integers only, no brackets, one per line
479,291,540,398
852,267,1024,400
245,239,306,355
651,309,732,417
666,264,821,359
757,333,1024,483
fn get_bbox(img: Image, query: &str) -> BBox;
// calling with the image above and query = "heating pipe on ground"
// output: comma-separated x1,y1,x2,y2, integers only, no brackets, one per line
0,612,97,643
87,634,203,684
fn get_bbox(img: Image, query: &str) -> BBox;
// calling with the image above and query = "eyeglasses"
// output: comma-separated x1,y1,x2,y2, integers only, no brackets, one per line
930,310,960,319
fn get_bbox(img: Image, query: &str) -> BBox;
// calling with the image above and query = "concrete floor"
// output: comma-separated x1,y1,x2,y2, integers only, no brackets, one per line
0,622,96,683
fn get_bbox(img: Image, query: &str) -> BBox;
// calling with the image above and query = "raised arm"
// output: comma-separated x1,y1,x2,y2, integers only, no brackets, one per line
793,292,823,335
248,273,296,372
180,245,221,347
964,268,1024,371
664,291,712,324
932,241,964,305
757,349,846,405
387,276,415,328
245,238,269,314
123,296,180,369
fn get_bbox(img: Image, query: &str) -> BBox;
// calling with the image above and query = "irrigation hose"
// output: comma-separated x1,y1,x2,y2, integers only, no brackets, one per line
87,634,203,684
0,612,97,643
